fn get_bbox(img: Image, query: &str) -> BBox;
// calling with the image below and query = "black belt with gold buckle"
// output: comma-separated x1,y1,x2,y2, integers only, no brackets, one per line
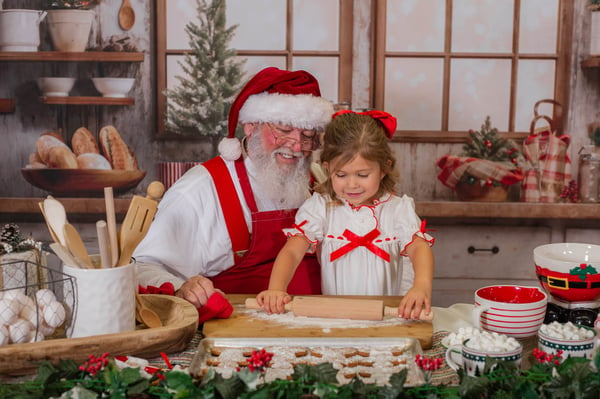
538,275,600,289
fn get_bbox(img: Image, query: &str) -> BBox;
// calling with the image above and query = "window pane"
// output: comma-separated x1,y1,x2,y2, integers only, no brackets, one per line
452,0,514,53
166,55,186,89
449,58,511,131
386,0,445,52
293,0,339,51
166,0,197,49
293,57,339,103
385,58,444,130
227,0,286,50
515,60,556,131
519,0,558,53
242,56,287,79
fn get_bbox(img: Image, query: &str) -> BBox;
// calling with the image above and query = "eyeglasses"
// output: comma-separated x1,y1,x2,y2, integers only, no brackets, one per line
267,123,318,151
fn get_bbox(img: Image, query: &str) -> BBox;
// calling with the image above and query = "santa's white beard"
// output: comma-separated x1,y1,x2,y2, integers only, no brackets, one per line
246,133,311,209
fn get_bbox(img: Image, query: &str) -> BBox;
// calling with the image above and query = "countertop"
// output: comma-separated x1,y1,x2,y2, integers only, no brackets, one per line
1,197,599,222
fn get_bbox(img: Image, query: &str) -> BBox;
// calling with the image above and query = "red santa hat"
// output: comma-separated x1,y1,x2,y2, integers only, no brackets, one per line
218,67,334,160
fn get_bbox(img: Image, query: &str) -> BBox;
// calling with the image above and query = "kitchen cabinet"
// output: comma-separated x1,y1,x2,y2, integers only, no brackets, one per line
430,224,551,306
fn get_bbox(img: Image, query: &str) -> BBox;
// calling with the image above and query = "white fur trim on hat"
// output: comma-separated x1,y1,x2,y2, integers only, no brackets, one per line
218,137,242,161
238,92,334,130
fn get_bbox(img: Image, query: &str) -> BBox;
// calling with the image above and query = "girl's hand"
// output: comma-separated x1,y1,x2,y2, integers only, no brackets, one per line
398,287,432,320
256,290,291,314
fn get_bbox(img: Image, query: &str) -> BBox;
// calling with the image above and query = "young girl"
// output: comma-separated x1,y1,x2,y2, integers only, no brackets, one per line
256,110,434,320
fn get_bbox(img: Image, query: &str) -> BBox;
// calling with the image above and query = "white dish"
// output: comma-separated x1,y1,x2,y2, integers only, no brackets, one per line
91,77,135,98
37,77,76,97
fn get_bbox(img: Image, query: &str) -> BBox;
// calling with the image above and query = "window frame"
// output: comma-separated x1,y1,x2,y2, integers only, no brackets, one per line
373,0,574,143
155,0,354,138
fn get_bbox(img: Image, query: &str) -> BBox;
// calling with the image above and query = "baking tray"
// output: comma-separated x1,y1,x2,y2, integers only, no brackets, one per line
0,294,198,375
190,336,424,386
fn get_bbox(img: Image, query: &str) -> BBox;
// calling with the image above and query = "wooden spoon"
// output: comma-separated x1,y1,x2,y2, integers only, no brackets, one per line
63,223,93,268
136,293,163,328
118,0,135,31
43,197,67,246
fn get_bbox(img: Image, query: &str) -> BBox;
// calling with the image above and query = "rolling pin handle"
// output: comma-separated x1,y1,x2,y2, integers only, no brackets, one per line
384,306,398,317
383,305,434,321
244,297,293,312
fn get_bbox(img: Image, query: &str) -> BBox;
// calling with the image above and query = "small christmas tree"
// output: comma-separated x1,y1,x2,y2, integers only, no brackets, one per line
461,116,521,166
164,0,245,139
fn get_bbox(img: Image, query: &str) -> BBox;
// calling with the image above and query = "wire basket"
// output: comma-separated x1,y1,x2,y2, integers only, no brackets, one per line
0,258,75,345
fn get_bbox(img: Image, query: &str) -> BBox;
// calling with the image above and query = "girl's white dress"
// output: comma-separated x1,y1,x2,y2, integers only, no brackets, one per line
283,192,434,296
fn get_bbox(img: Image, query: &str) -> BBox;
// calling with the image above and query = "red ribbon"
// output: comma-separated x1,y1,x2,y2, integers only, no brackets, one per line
332,110,397,139
329,228,390,262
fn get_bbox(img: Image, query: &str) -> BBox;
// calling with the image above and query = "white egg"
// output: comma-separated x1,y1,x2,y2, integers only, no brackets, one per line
38,320,55,337
20,299,41,328
9,318,32,344
35,289,57,309
0,324,8,346
43,301,66,329
0,298,19,326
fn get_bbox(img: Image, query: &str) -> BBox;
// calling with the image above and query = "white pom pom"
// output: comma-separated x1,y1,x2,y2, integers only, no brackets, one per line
218,137,242,161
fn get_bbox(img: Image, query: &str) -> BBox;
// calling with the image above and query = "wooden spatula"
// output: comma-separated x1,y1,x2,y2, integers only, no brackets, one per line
117,181,165,266
63,223,93,268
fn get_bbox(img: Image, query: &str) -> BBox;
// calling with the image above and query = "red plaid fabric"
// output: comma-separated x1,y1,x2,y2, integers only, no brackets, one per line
521,129,571,203
436,155,523,190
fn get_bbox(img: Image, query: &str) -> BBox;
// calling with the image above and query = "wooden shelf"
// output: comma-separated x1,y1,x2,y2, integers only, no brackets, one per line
0,98,15,113
40,96,134,105
0,51,144,62
1,198,599,223
581,56,600,68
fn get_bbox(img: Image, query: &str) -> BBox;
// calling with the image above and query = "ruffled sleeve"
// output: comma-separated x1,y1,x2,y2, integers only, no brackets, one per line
394,195,435,256
282,193,328,253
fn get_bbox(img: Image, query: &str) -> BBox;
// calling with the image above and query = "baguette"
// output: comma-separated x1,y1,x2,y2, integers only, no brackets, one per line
99,125,138,170
47,146,78,169
36,134,68,164
71,127,100,155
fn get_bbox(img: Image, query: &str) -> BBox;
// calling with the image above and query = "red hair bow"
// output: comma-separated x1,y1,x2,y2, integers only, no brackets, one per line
332,109,397,139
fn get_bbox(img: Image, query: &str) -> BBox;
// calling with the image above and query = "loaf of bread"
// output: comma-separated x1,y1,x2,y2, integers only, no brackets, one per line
36,135,68,164
47,146,78,169
76,153,112,170
71,127,100,155
28,152,47,169
99,125,138,170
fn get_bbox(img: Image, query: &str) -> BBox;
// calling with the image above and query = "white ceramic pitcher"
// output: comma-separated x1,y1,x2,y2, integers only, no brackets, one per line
0,9,47,51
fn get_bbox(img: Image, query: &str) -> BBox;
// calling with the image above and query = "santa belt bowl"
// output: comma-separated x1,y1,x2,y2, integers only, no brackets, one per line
534,243,600,303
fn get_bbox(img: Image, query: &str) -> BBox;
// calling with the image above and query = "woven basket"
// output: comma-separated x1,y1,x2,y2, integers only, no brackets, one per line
456,181,509,202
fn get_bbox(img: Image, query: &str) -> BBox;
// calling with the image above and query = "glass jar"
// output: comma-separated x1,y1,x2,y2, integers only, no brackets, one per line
578,145,600,202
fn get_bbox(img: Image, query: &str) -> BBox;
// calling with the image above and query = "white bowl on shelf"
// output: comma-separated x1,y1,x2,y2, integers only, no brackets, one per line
37,77,76,97
91,77,135,98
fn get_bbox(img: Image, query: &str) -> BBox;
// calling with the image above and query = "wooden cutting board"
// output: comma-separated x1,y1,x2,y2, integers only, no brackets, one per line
203,295,433,349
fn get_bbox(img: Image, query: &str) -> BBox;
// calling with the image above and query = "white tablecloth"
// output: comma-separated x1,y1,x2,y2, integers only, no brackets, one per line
432,303,475,332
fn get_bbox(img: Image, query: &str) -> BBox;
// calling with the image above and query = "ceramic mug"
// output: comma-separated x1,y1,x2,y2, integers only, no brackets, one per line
445,338,523,376
63,256,136,338
473,285,548,338
538,324,600,361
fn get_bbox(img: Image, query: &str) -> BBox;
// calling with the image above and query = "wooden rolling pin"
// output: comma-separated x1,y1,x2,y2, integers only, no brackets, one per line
245,296,433,321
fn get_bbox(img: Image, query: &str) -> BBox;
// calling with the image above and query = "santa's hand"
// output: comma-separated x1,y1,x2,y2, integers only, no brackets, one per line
176,275,217,308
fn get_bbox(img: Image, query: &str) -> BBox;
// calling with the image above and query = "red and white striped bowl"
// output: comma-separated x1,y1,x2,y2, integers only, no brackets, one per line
473,285,548,338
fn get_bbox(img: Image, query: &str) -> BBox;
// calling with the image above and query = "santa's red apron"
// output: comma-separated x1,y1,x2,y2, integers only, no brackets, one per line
203,156,321,295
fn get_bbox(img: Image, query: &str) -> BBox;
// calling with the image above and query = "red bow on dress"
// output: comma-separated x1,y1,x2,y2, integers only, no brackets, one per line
332,110,397,139
329,228,390,262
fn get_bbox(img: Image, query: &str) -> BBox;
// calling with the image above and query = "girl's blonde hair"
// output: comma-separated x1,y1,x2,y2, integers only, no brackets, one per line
316,112,399,204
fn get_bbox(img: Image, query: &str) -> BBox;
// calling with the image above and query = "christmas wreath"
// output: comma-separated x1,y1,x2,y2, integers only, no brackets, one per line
437,116,524,201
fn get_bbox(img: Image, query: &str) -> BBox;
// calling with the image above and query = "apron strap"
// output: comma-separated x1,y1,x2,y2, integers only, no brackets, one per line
235,157,259,213
203,157,250,263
